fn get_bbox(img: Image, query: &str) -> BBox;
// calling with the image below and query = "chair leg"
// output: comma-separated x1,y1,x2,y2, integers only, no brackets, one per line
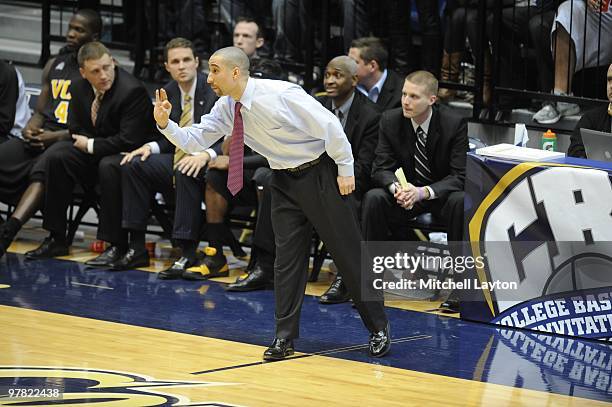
66,202,94,245
309,240,326,282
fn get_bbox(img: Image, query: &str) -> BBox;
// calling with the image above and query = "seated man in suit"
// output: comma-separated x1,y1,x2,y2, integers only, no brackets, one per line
0,9,101,258
84,37,219,271
24,41,157,259
348,37,403,112
316,55,381,304
567,63,612,158
363,70,467,251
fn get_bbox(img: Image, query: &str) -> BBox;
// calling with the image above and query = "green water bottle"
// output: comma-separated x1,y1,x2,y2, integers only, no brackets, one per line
541,129,557,151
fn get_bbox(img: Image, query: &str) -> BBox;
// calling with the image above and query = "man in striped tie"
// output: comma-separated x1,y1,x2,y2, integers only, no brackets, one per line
362,70,468,262
85,38,219,272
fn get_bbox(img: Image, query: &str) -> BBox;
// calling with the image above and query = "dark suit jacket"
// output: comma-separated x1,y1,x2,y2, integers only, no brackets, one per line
376,69,403,112
319,91,381,197
159,72,218,154
372,104,468,199
568,104,611,158
68,67,156,158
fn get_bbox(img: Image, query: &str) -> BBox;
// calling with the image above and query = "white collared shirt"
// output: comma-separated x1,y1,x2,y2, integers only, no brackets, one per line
356,69,388,104
159,77,354,176
147,76,216,159
10,67,31,138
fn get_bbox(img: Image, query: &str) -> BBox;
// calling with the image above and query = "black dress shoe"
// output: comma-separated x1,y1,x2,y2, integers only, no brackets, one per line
25,237,69,260
319,276,350,304
158,256,193,280
85,245,125,267
111,249,149,271
369,322,391,358
226,264,273,291
263,338,294,361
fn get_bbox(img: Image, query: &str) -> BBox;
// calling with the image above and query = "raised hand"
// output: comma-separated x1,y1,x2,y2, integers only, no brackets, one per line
154,88,172,129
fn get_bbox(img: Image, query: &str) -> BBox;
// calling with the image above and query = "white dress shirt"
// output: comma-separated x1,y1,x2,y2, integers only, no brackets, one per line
147,76,216,159
159,77,355,176
10,68,31,138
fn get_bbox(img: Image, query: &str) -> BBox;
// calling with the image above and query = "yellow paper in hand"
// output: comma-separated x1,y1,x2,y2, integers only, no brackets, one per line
394,167,410,189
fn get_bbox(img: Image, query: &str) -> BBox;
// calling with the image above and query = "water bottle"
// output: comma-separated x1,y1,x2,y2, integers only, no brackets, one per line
541,129,557,151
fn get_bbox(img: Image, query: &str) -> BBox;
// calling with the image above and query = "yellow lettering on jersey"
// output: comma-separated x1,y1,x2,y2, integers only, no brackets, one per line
54,100,69,124
60,80,72,100
51,79,72,100
51,79,62,99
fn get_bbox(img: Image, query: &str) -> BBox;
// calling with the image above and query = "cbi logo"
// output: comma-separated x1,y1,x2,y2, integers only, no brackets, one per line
470,165,612,312
0,366,240,406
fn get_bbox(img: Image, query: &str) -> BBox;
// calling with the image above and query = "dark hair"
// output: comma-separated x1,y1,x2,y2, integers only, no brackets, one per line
350,37,388,71
77,41,110,67
75,8,102,37
250,58,284,80
164,37,197,62
235,16,263,39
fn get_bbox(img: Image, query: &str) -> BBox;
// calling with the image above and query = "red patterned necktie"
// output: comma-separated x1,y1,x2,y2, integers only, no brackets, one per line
227,101,244,196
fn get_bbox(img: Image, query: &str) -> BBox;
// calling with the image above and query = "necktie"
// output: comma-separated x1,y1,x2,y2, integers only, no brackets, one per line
227,102,244,196
335,108,344,127
173,95,193,166
414,126,433,186
335,108,343,120
91,90,103,125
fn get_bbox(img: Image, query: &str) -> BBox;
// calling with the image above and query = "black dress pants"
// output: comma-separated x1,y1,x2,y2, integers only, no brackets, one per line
97,153,125,244
42,140,102,238
362,188,465,242
252,167,276,267
121,153,206,242
270,154,388,339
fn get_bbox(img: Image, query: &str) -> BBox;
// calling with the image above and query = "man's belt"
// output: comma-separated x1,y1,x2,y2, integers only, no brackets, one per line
286,157,322,173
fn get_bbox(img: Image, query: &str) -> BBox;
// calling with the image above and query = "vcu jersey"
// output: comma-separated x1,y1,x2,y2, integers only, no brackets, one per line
41,51,80,131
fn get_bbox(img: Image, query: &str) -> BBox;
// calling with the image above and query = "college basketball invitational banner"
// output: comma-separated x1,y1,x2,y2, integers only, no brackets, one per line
462,153,612,341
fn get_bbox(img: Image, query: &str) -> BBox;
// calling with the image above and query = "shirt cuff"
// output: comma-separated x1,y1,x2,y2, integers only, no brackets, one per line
205,148,216,160
337,163,354,177
146,141,160,154
87,139,94,154
425,186,436,200
157,120,177,137
389,182,398,195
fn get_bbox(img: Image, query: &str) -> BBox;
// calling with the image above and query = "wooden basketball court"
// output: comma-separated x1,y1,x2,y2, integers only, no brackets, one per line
1,240,610,406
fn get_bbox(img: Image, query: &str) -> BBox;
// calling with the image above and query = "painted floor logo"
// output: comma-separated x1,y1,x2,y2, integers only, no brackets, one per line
0,366,241,406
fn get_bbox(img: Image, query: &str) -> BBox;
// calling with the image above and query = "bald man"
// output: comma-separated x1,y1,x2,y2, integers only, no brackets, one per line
155,46,390,360
317,56,381,304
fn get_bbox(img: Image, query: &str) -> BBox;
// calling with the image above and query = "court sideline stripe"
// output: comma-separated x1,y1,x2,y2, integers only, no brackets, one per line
190,334,432,375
